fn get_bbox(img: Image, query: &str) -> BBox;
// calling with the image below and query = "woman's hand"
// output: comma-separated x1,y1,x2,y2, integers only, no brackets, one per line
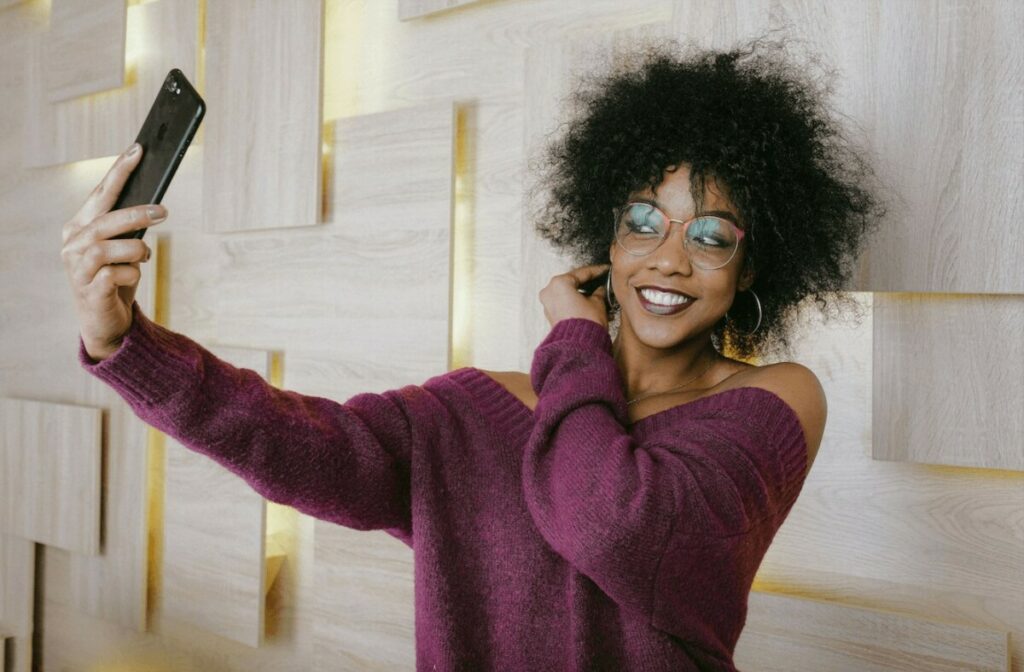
539,263,612,330
60,143,166,361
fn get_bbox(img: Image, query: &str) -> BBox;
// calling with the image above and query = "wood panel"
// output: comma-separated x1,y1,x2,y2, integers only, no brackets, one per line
313,523,415,670
0,533,34,672
307,101,452,667
0,534,34,672
25,0,199,167
398,0,484,21
44,0,126,103
0,399,102,554
735,589,1009,671
520,20,672,369
873,293,1024,471
671,0,1024,293
162,346,273,648
171,101,456,403
859,0,1024,293
202,0,323,234
0,535,33,638
68,238,164,632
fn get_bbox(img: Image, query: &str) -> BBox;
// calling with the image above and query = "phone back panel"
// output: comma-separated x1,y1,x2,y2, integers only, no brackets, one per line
111,69,204,239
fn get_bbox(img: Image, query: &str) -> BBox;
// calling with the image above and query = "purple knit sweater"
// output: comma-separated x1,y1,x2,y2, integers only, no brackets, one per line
79,301,808,671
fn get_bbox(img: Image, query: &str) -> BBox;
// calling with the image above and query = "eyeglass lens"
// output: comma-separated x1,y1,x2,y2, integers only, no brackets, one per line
614,203,739,269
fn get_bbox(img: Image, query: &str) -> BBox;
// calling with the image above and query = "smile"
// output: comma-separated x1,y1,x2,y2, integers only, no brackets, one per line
636,287,694,316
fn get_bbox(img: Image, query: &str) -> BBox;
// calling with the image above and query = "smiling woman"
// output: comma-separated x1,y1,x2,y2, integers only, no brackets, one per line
69,32,879,672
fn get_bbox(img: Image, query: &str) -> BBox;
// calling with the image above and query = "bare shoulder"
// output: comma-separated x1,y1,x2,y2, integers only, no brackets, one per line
477,369,537,411
743,362,827,470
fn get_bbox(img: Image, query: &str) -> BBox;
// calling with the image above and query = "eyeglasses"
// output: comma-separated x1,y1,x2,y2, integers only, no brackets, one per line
613,202,746,270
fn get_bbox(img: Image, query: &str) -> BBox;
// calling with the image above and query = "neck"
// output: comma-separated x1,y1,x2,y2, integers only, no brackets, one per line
611,323,720,402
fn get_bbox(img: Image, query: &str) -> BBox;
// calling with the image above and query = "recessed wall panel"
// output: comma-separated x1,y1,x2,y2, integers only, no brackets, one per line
0,399,102,554
68,241,162,632
873,293,1024,471
162,346,273,648
181,101,455,405
44,0,126,103
313,523,415,670
202,0,323,233
736,590,1009,671
309,101,453,667
0,535,34,638
25,0,198,167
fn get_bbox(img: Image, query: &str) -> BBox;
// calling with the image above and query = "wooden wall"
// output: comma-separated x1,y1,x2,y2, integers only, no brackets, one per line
0,0,1020,670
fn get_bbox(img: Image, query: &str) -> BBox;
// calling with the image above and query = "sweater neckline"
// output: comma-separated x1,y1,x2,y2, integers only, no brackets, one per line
448,366,806,446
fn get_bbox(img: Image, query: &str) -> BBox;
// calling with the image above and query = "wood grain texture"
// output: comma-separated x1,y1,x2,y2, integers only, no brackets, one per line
671,0,1024,293
873,293,1024,471
398,0,483,21
736,590,1009,671
308,101,452,668
67,239,164,632
0,399,102,554
859,0,1024,292
1,0,1021,669
0,535,34,638
172,100,455,404
202,0,323,234
25,0,198,167
0,536,33,672
162,346,272,648
520,19,672,370
313,523,415,670
44,0,126,102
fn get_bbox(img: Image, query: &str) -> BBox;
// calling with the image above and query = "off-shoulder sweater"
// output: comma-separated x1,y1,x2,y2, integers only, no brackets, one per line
79,301,808,671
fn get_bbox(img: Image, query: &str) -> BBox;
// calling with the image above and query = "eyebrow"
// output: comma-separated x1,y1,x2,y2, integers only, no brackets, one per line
630,197,743,228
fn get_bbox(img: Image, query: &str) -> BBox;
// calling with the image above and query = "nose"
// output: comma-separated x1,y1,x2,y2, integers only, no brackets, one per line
647,220,694,275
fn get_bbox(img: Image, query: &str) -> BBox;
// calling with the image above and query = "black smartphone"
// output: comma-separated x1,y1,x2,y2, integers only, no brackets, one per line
577,271,609,297
110,68,205,240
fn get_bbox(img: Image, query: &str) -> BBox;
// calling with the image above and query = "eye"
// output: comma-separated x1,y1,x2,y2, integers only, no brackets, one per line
622,204,663,234
686,217,732,247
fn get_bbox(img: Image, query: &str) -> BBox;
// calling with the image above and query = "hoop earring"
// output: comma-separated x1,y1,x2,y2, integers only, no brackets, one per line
725,289,762,336
605,267,619,310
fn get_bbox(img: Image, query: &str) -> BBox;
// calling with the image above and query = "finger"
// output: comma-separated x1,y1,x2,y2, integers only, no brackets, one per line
87,262,142,298
71,143,144,228
569,263,612,280
73,239,150,288
74,204,166,247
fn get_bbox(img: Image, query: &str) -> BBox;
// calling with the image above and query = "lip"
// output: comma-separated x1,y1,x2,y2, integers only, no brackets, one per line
635,287,694,316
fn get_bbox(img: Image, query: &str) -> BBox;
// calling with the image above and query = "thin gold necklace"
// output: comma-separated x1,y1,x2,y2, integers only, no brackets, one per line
626,354,719,406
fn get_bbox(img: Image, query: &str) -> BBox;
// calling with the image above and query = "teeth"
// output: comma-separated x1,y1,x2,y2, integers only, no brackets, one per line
639,288,692,306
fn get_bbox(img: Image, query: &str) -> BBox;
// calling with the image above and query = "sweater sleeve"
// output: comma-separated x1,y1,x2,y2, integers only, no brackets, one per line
78,301,417,545
524,318,807,639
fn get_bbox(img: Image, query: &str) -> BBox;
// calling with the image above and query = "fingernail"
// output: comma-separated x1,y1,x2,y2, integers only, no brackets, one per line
127,142,140,156
148,206,166,222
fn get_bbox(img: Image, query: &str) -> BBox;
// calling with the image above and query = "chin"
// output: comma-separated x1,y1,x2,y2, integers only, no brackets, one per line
624,306,721,347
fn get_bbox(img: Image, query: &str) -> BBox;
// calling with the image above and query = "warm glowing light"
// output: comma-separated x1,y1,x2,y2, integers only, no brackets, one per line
450,106,474,370
123,3,145,87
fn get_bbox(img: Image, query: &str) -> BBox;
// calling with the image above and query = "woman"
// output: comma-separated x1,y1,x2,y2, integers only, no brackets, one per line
62,39,880,671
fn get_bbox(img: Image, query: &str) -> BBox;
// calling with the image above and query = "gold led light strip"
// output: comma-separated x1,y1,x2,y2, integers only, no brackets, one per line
450,104,474,371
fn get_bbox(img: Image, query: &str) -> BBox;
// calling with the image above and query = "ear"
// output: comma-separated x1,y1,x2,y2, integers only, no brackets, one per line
738,259,755,292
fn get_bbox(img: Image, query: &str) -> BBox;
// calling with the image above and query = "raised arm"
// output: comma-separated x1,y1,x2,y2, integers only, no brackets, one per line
79,301,419,544
523,318,808,644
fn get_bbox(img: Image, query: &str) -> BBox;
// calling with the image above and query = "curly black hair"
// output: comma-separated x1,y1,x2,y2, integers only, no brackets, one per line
533,36,884,359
